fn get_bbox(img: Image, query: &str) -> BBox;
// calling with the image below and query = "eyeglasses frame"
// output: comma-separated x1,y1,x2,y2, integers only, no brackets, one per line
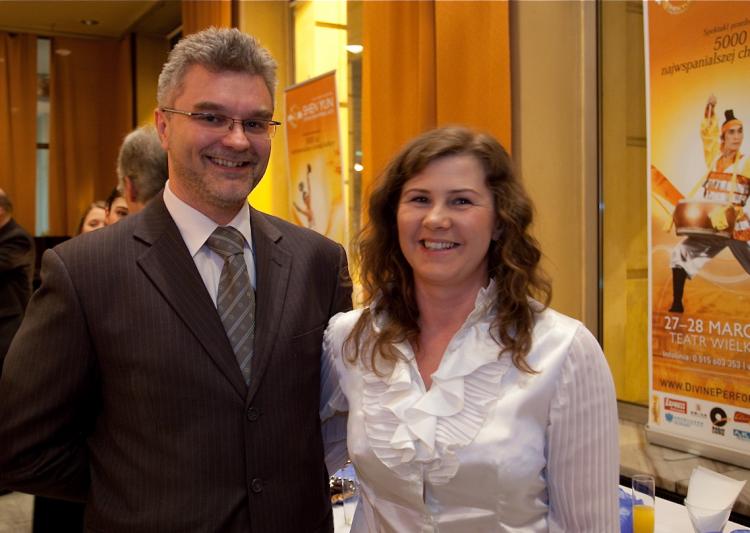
160,107,282,139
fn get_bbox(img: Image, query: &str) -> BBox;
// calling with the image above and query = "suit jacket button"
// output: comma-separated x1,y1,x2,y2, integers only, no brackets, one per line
246,407,259,421
251,478,263,493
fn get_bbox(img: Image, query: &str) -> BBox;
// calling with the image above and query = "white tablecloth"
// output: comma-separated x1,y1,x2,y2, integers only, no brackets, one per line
331,487,748,532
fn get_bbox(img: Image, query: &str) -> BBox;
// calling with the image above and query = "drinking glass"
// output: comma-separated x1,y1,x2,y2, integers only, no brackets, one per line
632,474,656,533
330,462,359,526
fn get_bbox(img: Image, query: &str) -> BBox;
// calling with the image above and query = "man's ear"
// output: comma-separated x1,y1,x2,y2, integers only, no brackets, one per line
155,108,169,150
124,177,138,204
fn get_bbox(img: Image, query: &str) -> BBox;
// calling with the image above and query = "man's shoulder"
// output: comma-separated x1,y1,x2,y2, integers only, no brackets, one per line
253,209,342,251
0,219,33,245
53,212,143,262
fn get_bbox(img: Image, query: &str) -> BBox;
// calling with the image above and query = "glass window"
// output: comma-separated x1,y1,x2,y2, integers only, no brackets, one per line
36,37,50,235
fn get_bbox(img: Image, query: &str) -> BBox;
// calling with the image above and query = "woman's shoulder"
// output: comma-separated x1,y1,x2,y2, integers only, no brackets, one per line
324,308,366,347
533,305,587,339
530,306,602,365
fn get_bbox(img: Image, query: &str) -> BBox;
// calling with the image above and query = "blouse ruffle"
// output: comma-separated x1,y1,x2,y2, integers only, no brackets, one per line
360,281,512,485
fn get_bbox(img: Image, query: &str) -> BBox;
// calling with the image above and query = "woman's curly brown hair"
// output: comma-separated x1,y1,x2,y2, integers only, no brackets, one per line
348,126,551,374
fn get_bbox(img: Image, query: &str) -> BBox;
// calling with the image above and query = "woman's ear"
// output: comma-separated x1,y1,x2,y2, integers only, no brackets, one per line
492,226,502,241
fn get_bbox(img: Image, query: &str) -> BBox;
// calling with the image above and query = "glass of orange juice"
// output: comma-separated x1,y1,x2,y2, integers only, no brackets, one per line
632,474,656,533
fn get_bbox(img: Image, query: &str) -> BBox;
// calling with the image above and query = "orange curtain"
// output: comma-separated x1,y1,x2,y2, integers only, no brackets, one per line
361,1,511,220
0,32,37,234
434,2,511,144
362,1,436,202
182,0,232,36
48,36,132,236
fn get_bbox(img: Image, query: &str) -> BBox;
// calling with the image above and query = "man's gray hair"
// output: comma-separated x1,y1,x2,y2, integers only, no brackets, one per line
117,125,168,204
157,27,278,107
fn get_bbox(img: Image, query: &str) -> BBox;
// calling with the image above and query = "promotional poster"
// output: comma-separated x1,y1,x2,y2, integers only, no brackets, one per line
646,0,750,463
284,71,346,245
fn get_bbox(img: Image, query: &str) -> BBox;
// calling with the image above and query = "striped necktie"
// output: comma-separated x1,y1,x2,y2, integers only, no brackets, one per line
206,226,255,386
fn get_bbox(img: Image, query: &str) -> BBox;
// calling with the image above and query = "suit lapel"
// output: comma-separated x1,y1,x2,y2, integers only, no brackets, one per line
133,196,247,399
247,208,292,404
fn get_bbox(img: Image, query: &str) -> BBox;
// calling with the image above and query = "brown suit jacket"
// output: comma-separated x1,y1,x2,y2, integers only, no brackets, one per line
0,196,352,532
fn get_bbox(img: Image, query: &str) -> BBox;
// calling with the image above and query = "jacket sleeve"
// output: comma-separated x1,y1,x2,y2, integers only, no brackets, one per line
331,243,353,316
0,229,33,273
0,248,95,501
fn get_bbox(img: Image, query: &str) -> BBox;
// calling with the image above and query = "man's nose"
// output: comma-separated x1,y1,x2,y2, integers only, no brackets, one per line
222,123,252,150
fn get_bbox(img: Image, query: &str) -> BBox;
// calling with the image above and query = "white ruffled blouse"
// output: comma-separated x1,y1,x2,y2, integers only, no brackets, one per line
320,285,620,532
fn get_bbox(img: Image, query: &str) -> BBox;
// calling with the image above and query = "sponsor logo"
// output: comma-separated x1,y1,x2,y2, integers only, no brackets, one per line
665,398,687,414
711,407,727,436
733,429,750,442
734,411,750,424
664,413,704,428
689,403,707,419
710,407,728,426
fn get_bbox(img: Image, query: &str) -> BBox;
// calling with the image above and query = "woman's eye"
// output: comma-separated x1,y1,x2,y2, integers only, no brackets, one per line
408,195,429,203
453,197,472,205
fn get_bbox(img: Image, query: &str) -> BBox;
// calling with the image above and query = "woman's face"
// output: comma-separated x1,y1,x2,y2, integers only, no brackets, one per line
81,207,106,234
396,154,499,292
105,197,129,225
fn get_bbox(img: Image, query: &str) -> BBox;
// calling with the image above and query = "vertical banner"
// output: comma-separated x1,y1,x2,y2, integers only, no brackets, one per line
646,0,750,467
284,71,346,245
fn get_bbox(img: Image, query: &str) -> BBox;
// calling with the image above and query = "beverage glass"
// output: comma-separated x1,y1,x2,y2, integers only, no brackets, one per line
632,474,656,533
330,462,359,526
341,476,358,525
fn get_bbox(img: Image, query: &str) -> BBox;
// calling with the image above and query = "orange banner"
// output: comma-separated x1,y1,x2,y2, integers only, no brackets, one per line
646,0,750,461
284,71,345,245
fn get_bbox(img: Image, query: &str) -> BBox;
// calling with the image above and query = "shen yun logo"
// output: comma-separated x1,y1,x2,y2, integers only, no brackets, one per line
656,0,691,15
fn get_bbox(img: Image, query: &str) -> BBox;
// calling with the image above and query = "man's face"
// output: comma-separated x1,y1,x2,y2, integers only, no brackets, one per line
724,124,744,153
155,64,274,223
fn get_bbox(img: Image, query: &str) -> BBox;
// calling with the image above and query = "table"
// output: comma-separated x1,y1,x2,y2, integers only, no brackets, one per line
332,489,748,532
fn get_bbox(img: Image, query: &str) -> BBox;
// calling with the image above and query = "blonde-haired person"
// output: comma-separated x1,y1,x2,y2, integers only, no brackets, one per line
321,126,619,532
76,200,107,235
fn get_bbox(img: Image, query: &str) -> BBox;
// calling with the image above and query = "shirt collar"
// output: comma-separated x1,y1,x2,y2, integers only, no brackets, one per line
163,179,253,257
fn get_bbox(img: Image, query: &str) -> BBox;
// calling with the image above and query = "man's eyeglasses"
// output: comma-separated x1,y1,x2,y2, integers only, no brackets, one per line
161,108,281,139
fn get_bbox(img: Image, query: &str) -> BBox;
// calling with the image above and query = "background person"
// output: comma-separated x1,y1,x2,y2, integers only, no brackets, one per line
0,188,34,373
104,187,129,225
321,126,619,532
76,201,107,235
116,124,168,214
0,27,351,533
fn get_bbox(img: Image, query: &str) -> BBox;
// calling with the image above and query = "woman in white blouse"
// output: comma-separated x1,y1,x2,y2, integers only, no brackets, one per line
321,126,619,532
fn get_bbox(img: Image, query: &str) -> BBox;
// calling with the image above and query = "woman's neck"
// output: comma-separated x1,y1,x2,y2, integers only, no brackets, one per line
412,279,488,390
415,280,486,333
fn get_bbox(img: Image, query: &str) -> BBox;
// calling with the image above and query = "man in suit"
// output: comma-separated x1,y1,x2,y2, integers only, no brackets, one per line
116,124,168,215
0,188,34,374
0,28,351,533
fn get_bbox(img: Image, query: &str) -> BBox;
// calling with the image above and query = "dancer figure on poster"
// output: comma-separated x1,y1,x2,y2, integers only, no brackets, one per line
669,95,750,313
293,163,316,229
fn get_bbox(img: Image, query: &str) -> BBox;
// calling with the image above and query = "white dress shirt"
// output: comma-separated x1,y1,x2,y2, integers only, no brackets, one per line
162,180,255,306
321,282,620,532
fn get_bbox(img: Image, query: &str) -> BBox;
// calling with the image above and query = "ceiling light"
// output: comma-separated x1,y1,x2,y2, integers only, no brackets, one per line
80,19,99,26
346,44,363,54
54,49,71,56
354,163,364,172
